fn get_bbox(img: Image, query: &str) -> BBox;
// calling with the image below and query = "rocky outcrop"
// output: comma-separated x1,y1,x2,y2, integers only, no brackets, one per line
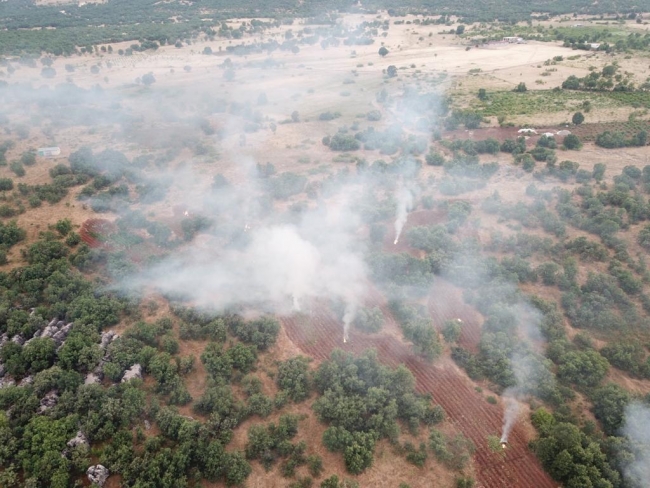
100,331,118,350
87,465,109,487
84,373,101,385
67,431,89,449
121,363,142,383
39,390,59,412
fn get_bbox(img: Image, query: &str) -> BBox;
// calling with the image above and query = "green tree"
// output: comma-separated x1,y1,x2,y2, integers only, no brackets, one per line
378,47,388,57
572,112,585,125
277,356,311,402
442,320,462,343
558,350,609,387
563,134,582,150
592,163,606,181
0,178,13,191
591,383,630,435
22,338,57,373
141,73,156,86
226,343,257,373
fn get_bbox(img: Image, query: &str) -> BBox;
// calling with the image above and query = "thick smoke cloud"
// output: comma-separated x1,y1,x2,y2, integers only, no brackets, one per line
621,402,650,486
121,166,369,341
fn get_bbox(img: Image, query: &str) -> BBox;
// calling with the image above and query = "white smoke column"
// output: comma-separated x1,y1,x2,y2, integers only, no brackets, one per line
500,392,521,444
393,185,414,245
621,402,650,485
342,301,357,343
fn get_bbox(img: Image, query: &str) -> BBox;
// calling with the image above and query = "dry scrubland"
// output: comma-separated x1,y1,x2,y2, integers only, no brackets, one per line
2,10,650,488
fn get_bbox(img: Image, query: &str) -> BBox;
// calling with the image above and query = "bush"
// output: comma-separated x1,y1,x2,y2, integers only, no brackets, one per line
319,112,341,121
353,307,384,333
563,134,582,150
442,320,462,343
557,350,609,387
366,110,382,121
277,356,311,402
0,178,13,191
10,161,25,177
595,131,627,149
328,134,360,151
572,112,584,125
53,218,72,236
426,151,445,166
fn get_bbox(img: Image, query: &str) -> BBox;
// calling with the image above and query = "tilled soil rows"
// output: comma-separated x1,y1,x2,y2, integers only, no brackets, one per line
282,299,555,488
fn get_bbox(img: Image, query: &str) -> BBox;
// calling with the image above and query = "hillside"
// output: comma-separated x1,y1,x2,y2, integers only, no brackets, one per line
1,6,650,488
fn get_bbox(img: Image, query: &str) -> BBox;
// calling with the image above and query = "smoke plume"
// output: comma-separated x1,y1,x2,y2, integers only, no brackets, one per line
500,391,521,444
393,184,414,245
621,402,650,486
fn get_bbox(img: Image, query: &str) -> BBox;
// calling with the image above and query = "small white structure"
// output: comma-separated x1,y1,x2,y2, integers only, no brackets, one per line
518,128,537,134
37,147,61,158
557,130,572,136
543,132,555,138
589,43,601,50
503,37,524,43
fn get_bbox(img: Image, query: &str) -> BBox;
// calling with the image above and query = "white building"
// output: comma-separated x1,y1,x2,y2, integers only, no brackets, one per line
37,147,61,158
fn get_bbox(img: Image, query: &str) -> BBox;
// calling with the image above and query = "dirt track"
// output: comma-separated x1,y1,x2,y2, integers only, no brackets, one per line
282,295,555,488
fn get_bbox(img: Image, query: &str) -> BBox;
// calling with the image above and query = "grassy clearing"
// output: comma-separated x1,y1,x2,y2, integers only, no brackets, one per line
464,89,650,117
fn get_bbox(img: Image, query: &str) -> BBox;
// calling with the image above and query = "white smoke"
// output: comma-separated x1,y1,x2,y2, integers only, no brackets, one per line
393,184,414,245
500,392,521,444
342,301,357,343
621,402,650,486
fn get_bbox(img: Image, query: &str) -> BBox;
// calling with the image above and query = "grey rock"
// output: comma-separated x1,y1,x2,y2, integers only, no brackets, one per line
19,375,34,387
48,318,59,328
67,431,89,449
0,363,5,378
11,335,24,346
144,420,151,430
0,377,15,389
93,360,106,376
87,465,109,487
52,330,68,345
84,373,100,385
100,331,116,350
39,390,59,412
121,363,142,383
40,325,58,339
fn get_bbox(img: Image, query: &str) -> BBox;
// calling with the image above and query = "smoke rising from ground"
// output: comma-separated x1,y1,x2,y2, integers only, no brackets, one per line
500,393,521,443
621,402,650,486
393,184,414,244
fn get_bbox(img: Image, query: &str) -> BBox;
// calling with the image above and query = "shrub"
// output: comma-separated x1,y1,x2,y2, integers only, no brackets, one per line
563,134,582,150
0,178,13,191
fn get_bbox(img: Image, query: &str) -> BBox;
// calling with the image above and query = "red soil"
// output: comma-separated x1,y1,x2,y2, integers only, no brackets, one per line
79,218,116,248
282,294,555,488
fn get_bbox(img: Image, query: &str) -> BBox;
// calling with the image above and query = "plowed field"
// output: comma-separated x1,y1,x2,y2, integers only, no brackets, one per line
282,294,555,488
